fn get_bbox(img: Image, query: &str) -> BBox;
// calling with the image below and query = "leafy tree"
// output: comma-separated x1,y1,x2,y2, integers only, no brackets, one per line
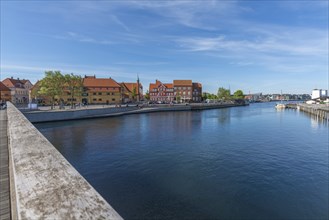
144,90,150,100
202,92,218,101
132,87,137,101
38,71,65,109
176,95,181,103
64,73,83,108
217,87,231,100
233,90,245,99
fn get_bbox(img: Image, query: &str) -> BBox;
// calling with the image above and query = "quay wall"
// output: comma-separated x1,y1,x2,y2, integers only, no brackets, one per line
23,103,247,123
6,102,122,219
24,106,139,123
298,104,329,120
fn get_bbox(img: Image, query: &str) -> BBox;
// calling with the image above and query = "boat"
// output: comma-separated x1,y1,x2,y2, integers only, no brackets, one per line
275,103,286,109
275,90,286,109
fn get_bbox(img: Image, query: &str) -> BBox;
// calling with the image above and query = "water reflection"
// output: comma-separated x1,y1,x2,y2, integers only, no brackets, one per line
35,103,328,219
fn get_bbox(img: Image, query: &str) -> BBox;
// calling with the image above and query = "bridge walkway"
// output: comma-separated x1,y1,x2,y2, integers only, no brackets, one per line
0,109,10,220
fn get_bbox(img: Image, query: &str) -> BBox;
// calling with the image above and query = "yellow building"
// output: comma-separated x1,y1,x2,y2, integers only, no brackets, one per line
82,76,122,105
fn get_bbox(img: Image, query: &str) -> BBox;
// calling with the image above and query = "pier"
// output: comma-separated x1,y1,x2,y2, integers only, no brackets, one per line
298,104,329,120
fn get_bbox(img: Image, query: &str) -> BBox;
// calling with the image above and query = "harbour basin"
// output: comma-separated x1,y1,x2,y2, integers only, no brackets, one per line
35,103,329,219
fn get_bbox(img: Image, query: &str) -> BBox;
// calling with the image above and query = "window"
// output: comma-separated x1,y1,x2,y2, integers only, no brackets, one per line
112,98,115,101
112,93,115,95
93,93,96,95
188,92,190,95
98,98,102,101
107,92,110,95
98,92,102,95
93,98,96,101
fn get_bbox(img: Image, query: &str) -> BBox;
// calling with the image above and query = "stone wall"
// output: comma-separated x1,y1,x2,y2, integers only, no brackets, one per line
23,103,247,123
7,102,122,219
298,104,329,120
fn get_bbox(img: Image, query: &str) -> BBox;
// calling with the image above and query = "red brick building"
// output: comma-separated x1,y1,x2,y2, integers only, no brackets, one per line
149,80,174,103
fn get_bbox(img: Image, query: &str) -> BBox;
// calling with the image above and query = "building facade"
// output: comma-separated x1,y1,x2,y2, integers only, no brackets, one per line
149,79,202,103
2,77,33,104
192,82,202,102
173,80,193,102
121,81,143,103
82,76,121,104
149,80,174,103
312,89,328,100
0,82,12,102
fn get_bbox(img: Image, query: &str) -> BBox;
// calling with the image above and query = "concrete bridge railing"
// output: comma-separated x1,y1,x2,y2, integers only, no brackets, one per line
6,102,122,219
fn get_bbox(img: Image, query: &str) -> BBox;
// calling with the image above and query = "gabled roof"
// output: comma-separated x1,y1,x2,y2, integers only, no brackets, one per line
30,80,41,91
121,82,142,93
164,83,173,89
2,78,27,88
149,80,173,91
193,82,202,88
0,82,11,91
83,77,121,88
173,80,192,86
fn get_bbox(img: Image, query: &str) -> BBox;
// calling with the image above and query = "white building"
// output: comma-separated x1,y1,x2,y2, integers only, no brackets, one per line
311,89,328,100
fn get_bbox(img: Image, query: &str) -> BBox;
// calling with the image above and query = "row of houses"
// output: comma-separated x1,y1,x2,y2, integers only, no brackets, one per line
149,79,202,103
0,77,33,104
0,76,203,105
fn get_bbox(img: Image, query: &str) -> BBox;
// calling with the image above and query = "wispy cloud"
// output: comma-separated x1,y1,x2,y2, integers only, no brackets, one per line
175,30,327,56
53,32,114,45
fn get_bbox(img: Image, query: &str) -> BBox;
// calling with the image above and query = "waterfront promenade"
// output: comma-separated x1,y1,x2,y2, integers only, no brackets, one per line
0,109,10,220
22,102,247,123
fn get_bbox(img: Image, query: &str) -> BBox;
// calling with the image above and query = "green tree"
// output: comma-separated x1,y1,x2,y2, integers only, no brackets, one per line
176,95,181,103
233,90,244,99
144,90,150,100
217,87,231,100
64,73,83,108
132,87,137,101
38,71,65,109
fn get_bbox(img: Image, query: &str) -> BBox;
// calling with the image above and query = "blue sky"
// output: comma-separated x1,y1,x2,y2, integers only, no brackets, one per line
1,1,328,94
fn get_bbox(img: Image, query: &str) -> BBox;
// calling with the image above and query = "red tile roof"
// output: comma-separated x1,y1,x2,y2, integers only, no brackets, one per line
83,77,121,88
164,83,173,88
173,80,192,86
149,80,173,91
0,82,11,91
121,82,142,93
2,78,31,88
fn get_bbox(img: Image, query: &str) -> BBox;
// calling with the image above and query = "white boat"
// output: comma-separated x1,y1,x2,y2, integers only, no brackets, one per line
275,90,286,109
275,103,286,109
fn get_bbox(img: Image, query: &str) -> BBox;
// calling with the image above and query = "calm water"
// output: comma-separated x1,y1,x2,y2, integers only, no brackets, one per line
36,103,328,219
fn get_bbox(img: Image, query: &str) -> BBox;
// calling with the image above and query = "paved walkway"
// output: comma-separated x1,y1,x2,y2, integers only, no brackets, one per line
0,109,10,220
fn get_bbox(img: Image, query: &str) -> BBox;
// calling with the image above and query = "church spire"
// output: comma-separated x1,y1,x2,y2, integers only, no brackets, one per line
137,74,140,102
